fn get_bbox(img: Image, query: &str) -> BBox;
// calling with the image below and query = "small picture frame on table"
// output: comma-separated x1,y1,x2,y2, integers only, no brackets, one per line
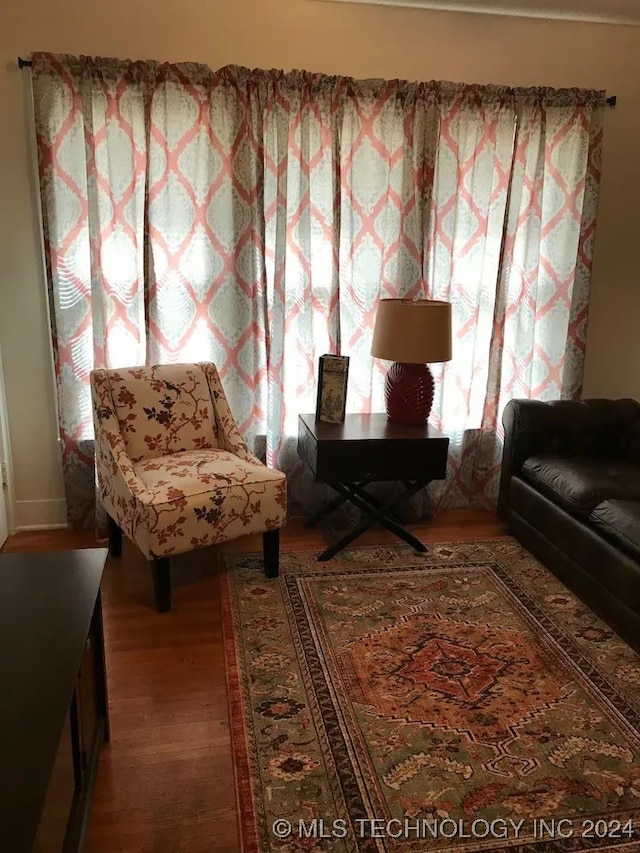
316,355,349,423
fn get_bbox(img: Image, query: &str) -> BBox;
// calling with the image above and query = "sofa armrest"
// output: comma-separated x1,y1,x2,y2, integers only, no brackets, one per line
498,398,640,521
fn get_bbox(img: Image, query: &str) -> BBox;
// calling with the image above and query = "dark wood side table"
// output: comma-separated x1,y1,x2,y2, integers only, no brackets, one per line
298,413,449,561
0,548,109,852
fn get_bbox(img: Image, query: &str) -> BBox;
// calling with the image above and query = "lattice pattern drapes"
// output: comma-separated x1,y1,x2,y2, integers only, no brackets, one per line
31,54,604,527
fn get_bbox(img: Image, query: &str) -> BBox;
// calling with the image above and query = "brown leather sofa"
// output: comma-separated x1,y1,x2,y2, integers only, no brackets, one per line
498,399,640,650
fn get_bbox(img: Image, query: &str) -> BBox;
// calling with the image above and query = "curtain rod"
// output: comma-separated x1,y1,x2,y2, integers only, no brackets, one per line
16,58,618,107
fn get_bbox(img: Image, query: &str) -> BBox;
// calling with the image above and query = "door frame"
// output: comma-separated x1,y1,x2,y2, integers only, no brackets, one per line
0,344,15,537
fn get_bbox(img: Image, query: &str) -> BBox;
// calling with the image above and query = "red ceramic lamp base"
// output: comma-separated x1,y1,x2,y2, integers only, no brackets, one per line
385,362,435,425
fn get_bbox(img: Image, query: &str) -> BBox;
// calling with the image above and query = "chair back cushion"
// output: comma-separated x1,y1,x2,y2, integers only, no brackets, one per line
107,364,219,462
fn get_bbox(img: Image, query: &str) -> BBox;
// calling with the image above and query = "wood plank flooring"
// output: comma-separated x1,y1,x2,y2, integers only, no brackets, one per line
2,511,504,852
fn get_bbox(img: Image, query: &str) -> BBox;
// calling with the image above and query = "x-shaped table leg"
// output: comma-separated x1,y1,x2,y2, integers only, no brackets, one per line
347,482,404,525
316,480,430,562
305,490,351,529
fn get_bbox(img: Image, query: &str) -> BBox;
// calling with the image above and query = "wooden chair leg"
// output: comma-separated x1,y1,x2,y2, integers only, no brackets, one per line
263,529,280,579
107,514,123,558
151,558,171,612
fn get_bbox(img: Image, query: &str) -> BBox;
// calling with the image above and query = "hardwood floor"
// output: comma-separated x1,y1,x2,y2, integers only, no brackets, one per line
2,511,504,852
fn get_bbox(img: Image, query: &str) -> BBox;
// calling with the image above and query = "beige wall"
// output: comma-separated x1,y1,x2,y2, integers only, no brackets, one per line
1,0,639,527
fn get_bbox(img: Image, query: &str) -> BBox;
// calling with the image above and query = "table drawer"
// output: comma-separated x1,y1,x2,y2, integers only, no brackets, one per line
315,439,449,482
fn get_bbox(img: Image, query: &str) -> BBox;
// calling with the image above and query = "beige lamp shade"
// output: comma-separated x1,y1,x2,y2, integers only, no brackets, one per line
371,299,452,364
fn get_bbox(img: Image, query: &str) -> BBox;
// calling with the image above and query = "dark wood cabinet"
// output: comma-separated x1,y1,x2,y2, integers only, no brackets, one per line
34,712,75,852
0,549,109,852
78,635,99,764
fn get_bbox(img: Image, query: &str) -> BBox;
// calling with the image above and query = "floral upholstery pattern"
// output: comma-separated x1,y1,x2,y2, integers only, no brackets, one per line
109,363,220,463
91,363,287,559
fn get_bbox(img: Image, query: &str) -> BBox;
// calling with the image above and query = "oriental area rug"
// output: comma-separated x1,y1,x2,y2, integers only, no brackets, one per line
221,540,640,852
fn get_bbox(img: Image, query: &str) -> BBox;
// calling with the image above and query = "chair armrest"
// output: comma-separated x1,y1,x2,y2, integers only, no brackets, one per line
200,362,261,465
498,397,640,520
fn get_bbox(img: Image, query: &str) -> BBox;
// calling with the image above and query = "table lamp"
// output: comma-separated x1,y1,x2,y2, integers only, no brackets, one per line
371,298,452,425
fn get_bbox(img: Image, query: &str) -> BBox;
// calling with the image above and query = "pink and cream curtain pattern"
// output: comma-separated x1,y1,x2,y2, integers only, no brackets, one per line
31,53,604,527
433,92,604,506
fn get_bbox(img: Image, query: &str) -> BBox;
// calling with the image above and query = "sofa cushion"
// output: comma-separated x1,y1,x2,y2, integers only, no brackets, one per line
589,500,640,562
521,456,640,516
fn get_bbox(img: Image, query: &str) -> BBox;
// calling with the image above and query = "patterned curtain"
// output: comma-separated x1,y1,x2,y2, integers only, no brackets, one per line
31,53,604,528
423,87,517,508
469,90,605,508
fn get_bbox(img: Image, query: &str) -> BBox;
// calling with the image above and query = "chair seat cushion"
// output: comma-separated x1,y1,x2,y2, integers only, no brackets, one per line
521,455,640,516
134,449,282,501
129,449,287,557
589,499,640,562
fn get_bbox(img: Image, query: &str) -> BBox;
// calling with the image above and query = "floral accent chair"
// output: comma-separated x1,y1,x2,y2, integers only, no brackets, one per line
91,363,287,611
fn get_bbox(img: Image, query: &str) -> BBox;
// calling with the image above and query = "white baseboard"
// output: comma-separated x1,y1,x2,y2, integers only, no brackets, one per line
14,498,68,531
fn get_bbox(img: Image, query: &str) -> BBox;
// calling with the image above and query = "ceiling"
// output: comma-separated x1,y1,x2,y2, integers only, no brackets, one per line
321,0,640,25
